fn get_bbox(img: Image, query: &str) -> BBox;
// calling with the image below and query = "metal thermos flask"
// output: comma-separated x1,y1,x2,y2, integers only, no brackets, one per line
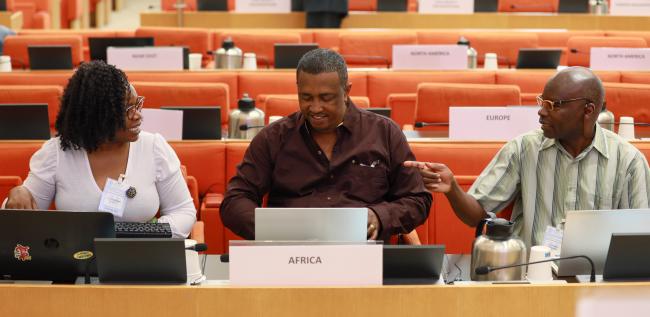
457,36,477,69
228,93,265,139
470,218,527,281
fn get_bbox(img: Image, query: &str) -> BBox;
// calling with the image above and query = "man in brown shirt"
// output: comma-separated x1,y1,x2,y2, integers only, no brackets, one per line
221,49,431,241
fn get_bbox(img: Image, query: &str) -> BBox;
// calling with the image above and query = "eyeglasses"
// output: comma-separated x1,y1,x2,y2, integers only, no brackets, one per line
125,96,145,119
536,95,592,112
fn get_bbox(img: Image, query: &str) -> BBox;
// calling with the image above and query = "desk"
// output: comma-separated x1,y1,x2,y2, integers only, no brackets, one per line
0,11,23,31
140,11,650,30
1,282,650,316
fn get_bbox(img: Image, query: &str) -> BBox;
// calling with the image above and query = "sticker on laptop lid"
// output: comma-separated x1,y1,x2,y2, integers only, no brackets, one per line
14,244,32,261
73,251,94,260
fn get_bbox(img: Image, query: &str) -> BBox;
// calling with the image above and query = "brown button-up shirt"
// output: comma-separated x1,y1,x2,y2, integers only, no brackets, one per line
221,102,432,241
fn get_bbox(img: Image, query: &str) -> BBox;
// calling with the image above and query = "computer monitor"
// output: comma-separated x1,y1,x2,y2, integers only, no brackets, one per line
559,0,589,13
367,107,392,118
88,37,155,62
274,43,319,69
197,0,228,10
383,245,445,285
0,210,115,283
377,0,408,12
0,0,6,10
255,207,368,241
94,238,187,284
603,233,650,281
28,45,73,70
474,0,498,12
557,209,650,277
0,104,50,140
161,106,222,140
516,49,562,69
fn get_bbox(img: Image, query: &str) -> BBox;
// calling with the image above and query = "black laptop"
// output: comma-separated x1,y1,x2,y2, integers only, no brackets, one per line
0,210,115,283
94,238,187,284
383,245,445,285
559,0,589,13
367,107,392,118
516,49,562,69
28,45,73,70
474,0,498,12
603,233,650,281
197,0,228,10
274,43,319,69
89,37,155,62
0,104,50,140
377,0,408,11
0,0,6,10
161,106,222,140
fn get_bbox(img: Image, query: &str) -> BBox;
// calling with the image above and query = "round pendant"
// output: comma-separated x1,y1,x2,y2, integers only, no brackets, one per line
125,186,137,199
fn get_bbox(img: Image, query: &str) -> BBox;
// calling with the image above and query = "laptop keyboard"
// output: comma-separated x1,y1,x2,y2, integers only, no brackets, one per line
114,222,172,238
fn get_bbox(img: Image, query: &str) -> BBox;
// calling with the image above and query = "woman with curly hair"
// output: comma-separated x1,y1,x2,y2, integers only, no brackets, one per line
6,61,196,238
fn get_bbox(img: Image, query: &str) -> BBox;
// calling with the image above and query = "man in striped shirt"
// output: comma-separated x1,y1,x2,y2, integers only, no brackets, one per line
405,67,650,247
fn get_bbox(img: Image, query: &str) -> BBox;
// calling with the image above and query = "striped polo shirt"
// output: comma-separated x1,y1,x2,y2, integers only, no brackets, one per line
468,124,650,247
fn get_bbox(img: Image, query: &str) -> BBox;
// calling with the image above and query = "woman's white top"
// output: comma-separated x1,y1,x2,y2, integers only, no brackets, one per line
23,132,196,238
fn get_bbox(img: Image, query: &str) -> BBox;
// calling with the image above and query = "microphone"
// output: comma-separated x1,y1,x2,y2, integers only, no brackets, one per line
239,124,265,131
475,255,596,282
186,243,208,252
414,122,449,128
569,48,590,55
614,122,650,126
509,3,554,11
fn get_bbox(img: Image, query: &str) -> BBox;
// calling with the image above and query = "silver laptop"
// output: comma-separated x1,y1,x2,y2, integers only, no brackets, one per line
254,208,367,241
557,209,650,277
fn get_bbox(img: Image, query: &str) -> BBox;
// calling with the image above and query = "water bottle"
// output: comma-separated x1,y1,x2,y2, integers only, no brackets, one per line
597,103,615,131
589,0,608,15
228,93,265,139
457,36,477,69
215,37,243,69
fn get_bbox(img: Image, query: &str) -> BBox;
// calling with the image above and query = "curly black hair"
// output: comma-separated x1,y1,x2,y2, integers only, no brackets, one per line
55,61,131,153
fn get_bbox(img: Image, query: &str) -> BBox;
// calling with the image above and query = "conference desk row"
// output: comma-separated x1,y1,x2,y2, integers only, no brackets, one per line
1,282,649,316
141,11,650,30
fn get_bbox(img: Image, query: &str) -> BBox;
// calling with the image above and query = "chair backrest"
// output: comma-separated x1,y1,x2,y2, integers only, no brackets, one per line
0,85,63,131
497,0,558,12
464,32,539,67
338,31,417,67
132,82,230,126
214,31,302,68
349,0,376,10
415,83,521,127
135,27,214,64
567,36,647,67
3,35,83,69
604,82,650,135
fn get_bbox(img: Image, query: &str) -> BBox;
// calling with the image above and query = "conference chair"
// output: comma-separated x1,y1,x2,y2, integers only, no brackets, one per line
604,82,650,135
2,35,83,69
60,0,83,28
463,32,539,68
0,85,63,132
415,83,521,131
495,70,556,105
497,0,558,12
9,0,50,29
338,31,417,68
567,36,647,67
349,0,376,11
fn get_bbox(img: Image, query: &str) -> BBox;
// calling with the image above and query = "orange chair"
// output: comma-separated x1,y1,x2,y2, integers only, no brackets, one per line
261,95,370,122
497,0,558,12
0,85,63,132
213,31,302,68
135,27,214,66
3,35,83,69
604,83,650,135
132,82,230,126
338,31,417,68
464,32,539,67
620,71,650,85
18,29,135,61
60,0,83,28
349,0,376,10
416,30,463,46
161,0,197,10
0,176,22,204
567,36,647,67
11,0,51,29
415,83,521,130
495,70,556,105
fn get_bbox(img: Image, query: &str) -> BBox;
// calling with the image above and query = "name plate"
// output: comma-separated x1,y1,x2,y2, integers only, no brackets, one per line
418,0,474,14
392,45,467,70
235,0,290,13
107,47,184,71
610,0,650,16
140,109,183,141
590,47,650,71
449,106,540,140
230,243,382,286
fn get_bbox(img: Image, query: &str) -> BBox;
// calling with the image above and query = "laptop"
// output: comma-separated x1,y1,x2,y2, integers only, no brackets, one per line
0,104,50,140
89,37,155,62
367,107,391,118
474,0,498,12
255,208,367,241
28,45,73,70
161,106,222,140
197,0,228,10
94,238,187,284
516,49,562,69
0,0,6,10
558,0,589,13
383,245,445,285
603,233,650,281
377,0,408,12
557,209,650,277
0,210,115,283
274,43,319,69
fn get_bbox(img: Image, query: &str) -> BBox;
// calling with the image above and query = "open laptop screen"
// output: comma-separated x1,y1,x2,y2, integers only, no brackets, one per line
516,49,562,69
89,37,155,62
255,207,367,241
274,44,319,69
0,104,50,140
28,45,73,70
161,106,222,140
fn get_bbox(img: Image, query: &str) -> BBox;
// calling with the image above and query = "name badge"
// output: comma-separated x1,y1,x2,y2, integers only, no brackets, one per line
98,177,129,218
542,226,563,258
